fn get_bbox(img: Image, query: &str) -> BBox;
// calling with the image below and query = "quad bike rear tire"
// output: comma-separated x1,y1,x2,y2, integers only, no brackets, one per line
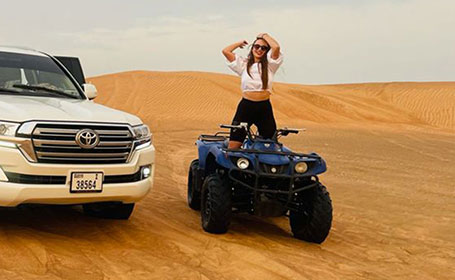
187,159,201,210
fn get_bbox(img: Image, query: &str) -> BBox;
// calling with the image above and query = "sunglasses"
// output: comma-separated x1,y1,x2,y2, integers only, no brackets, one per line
253,44,269,51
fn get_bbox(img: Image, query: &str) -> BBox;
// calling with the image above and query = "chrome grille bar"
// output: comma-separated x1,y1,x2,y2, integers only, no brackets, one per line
34,139,77,146
98,141,132,147
37,157,129,162
95,130,131,136
34,139,132,147
34,128,79,135
36,151,129,158
34,128,132,136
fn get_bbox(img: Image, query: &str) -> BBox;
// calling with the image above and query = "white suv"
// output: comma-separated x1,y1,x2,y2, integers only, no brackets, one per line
0,47,155,219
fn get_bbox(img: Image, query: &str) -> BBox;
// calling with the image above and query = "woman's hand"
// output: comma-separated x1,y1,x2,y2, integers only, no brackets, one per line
238,40,248,49
222,40,248,62
257,33,267,39
256,33,280,59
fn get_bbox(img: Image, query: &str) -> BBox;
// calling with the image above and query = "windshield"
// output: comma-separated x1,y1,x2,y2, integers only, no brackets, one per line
0,51,83,99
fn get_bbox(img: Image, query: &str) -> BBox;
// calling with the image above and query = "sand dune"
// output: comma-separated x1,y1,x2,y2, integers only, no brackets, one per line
0,71,453,279
291,81,455,130
92,71,455,131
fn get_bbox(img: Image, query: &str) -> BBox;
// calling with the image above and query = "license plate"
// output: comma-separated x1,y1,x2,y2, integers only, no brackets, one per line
70,172,103,193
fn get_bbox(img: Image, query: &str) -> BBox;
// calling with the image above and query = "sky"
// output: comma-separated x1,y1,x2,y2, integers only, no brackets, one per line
0,0,454,84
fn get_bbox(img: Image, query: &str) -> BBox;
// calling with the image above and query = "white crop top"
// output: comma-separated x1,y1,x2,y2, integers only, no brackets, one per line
227,51,283,92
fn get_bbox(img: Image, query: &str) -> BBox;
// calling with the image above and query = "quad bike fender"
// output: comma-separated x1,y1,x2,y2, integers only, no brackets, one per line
209,145,231,169
196,140,224,170
199,147,232,175
307,152,327,175
313,158,327,174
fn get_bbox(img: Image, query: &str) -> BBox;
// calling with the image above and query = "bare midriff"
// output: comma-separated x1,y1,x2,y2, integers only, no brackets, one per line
242,90,271,101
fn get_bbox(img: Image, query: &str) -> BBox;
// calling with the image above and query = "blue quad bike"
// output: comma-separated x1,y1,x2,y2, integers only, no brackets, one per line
187,123,333,243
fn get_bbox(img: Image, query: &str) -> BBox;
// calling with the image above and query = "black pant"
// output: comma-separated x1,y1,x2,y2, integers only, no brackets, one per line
230,98,277,142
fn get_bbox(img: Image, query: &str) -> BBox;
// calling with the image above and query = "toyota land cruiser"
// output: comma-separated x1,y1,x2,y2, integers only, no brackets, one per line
0,46,155,219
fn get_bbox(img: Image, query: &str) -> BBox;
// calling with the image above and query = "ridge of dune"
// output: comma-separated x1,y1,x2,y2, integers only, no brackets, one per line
89,70,455,131
306,82,455,130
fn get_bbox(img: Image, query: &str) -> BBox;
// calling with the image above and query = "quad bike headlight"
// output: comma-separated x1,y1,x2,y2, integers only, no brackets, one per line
295,162,308,173
237,158,250,169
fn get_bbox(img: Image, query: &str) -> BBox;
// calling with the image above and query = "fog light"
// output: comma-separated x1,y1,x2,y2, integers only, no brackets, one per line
236,158,249,169
141,165,152,179
295,162,308,173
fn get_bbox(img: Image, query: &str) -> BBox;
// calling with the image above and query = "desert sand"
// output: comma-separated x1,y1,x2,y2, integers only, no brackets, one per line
0,71,454,279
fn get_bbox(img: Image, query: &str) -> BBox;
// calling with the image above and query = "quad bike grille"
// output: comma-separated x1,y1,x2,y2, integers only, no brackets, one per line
259,163,289,174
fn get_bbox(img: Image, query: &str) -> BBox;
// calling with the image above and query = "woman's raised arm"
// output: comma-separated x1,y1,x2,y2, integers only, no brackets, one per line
222,40,248,62
258,33,280,60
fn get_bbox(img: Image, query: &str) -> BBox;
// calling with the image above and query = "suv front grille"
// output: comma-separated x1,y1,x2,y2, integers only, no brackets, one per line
31,123,134,164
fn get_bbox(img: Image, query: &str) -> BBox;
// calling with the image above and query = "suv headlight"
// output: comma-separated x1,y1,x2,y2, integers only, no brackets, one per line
0,121,20,137
132,124,152,149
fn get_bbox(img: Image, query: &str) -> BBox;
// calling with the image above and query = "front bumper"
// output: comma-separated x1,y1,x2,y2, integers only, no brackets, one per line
225,148,320,195
0,143,155,207
0,178,152,206
228,168,318,194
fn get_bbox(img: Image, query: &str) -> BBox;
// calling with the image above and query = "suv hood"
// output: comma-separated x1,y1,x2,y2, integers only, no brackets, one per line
0,95,143,126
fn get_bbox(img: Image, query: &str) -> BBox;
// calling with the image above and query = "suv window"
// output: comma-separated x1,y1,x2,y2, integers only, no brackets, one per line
0,51,83,99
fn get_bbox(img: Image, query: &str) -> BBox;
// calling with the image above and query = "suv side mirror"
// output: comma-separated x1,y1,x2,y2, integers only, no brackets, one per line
83,83,98,100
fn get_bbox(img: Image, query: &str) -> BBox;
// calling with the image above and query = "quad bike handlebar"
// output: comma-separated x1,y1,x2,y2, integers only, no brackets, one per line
219,123,305,142
219,123,248,130
276,127,306,137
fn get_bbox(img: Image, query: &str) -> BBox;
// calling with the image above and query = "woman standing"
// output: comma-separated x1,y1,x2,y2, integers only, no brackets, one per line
222,33,283,149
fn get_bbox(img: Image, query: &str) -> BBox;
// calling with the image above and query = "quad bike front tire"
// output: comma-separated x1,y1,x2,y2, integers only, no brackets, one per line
201,173,232,234
290,183,332,243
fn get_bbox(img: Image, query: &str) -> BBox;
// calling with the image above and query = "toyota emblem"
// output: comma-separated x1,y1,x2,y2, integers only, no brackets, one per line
75,129,99,149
